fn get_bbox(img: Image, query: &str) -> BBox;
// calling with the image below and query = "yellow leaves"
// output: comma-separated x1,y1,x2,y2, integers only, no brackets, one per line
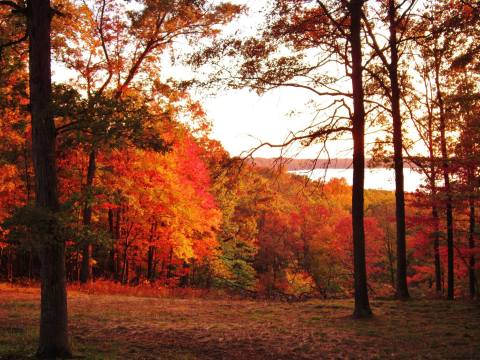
209,256,234,279
283,269,315,296
172,233,194,261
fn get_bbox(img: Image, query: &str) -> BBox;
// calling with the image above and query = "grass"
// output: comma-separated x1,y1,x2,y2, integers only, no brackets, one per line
0,284,479,359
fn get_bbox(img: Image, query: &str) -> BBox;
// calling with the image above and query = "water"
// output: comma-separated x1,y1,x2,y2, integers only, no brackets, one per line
290,168,425,192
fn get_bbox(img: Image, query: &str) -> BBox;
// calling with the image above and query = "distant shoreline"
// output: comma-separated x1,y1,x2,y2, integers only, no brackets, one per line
251,157,414,171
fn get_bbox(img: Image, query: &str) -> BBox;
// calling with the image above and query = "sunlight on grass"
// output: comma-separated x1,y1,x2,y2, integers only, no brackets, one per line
0,286,479,359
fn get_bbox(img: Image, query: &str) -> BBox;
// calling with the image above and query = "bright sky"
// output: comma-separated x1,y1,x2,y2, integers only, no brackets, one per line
200,87,355,159
53,0,426,162
193,0,429,161
185,0,357,159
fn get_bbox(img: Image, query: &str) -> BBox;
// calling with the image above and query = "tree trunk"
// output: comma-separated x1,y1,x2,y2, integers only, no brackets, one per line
7,248,13,282
108,209,116,276
166,247,173,282
146,221,156,281
468,194,476,299
121,246,128,284
435,58,454,300
426,80,442,295
147,246,155,281
114,209,121,281
432,204,442,294
385,230,395,289
388,0,409,300
349,0,372,318
27,0,71,357
80,150,96,284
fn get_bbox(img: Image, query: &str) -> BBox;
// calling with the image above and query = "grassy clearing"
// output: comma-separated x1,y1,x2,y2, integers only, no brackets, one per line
0,284,479,359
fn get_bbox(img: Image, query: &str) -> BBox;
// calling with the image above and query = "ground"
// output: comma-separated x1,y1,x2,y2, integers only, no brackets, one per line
0,284,479,359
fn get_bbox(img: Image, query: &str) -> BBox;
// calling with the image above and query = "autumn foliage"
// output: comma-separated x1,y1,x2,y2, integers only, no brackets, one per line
0,0,479,302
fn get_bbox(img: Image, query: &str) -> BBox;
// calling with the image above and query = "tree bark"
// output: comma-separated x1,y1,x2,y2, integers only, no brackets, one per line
432,204,442,294
80,150,96,284
434,57,454,300
426,81,442,295
115,209,121,281
27,0,71,357
387,0,409,300
147,221,157,281
349,0,372,318
147,246,155,281
107,209,116,276
468,189,476,299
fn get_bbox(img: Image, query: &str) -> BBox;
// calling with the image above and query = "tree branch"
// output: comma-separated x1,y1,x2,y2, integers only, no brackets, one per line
0,0,25,13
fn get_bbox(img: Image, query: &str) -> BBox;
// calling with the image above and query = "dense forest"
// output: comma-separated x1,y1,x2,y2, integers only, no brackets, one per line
0,0,479,359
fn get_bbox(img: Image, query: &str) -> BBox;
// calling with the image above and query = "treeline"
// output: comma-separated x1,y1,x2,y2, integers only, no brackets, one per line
252,157,416,171
188,0,480,305
0,120,477,301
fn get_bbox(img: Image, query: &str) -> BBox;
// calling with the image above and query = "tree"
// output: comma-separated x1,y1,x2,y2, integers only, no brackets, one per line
53,0,242,283
27,0,71,357
188,0,374,317
406,0,480,299
363,0,417,299
448,0,480,298
348,0,372,317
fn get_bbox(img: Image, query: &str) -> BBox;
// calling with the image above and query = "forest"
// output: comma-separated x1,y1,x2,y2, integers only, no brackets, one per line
0,0,479,359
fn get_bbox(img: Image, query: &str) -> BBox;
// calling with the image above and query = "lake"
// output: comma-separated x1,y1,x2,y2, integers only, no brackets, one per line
290,168,425,192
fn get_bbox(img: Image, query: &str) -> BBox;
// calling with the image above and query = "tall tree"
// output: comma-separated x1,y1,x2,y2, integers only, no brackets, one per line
27,0,71,356
387,0,409,299
412,0,457,299
188,0,374,316
349,0,372,317
363,0,417,299
449,0,480,298
1,0,72,355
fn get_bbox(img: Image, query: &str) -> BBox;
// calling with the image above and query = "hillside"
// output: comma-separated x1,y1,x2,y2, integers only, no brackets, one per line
251,158,415,171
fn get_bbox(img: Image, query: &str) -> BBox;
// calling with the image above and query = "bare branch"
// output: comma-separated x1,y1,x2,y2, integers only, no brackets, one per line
241,126,352,160
96,0,113,96
0,29,27,59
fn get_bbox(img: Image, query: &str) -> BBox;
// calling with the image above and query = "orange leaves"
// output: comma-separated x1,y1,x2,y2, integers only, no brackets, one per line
449,0,476,17
96,129,220,266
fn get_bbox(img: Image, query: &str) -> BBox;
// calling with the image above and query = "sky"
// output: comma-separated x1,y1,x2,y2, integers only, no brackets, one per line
184,0,356,160
185,0,429,161
52,0,425,162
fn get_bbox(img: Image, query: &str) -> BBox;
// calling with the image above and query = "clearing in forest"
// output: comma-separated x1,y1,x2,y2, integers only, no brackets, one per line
0,284,479,359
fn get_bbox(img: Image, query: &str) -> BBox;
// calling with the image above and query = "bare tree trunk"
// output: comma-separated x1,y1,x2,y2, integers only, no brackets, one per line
166,247,173,281
114,209,121,281
80,150,96,283
147,222,156,281
388,0,409,300
7,248,13,282
426,83,442,295
385,230,395,288
107,209,116,276
434,58,454,300
147,246,155,281
121,245,128,284
468,193,476,299
27,0,71,357
432,204,442,294
349,0,372,318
